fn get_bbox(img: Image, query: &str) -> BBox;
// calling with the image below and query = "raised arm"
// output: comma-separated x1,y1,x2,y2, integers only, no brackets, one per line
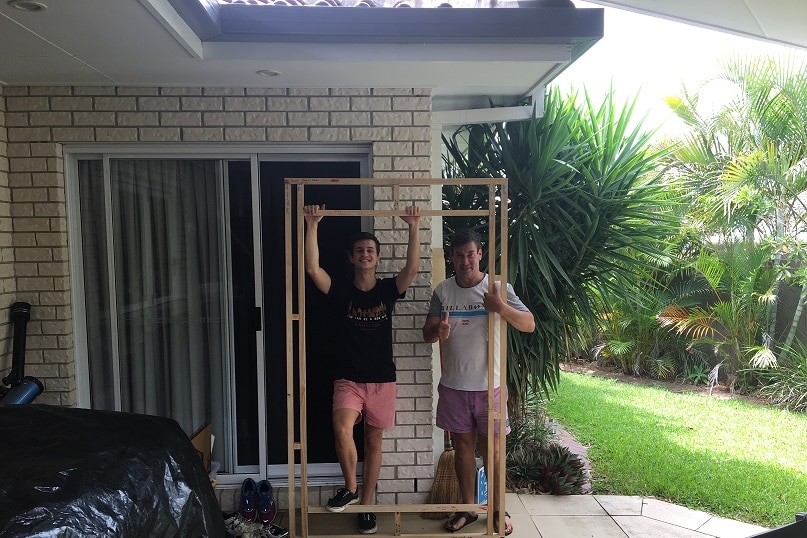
395,204,421,295
304,204,332,295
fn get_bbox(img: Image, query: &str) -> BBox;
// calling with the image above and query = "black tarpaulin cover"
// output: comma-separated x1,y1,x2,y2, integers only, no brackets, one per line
0,405,224,537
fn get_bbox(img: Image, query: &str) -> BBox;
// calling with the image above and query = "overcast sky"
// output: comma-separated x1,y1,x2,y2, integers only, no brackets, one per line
550,2,807,138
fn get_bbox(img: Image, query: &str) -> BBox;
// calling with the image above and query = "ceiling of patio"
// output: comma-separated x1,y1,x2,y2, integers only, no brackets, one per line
0,0,803,113
583,0,806,51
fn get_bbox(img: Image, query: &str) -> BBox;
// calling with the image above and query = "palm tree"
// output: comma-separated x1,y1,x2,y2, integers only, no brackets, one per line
442,88,677,408
664,54,807,367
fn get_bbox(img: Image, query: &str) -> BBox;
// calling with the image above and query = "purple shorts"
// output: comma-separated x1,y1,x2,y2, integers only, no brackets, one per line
436,384,510,436
332,379,397,430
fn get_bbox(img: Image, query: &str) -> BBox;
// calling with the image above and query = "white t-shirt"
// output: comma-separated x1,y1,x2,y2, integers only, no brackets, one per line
428,274,529,391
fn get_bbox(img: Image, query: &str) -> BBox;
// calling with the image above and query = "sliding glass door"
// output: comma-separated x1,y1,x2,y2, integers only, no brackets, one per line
70,150,367,480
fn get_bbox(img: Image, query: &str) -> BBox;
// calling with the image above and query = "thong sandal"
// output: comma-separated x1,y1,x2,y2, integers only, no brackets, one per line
492,511,513,536
444,512,478,532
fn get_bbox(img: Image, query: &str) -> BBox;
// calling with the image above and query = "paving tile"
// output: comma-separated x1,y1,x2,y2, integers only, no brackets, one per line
594,496,643,516
613,515,714,538
519,494,607,516
531,515,628,538
641,498,712,530
507,511,540,538
505,492,528,515
697,516,768,538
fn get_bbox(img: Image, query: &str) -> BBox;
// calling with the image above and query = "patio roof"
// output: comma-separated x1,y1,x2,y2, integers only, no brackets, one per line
0,0,803,115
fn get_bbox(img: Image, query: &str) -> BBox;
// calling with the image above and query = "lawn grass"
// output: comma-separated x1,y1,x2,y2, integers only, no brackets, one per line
544,371,807,528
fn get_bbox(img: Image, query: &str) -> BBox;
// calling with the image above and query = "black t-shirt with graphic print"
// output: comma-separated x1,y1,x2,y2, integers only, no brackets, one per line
327,277,403,383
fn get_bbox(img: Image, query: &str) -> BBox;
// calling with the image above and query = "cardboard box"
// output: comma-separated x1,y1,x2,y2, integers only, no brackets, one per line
190,423,212,473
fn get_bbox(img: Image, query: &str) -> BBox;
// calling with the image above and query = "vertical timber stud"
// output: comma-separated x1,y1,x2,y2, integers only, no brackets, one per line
297,184,311,537
283,177,507,538
284,182,297,538
497,182,509,538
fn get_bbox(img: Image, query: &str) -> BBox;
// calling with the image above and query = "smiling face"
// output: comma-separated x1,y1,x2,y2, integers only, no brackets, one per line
349,239,380,270
451,241,483,286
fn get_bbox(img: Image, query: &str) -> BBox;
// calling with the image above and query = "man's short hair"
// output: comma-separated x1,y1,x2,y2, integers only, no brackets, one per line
349,231,381,254
449,229,483,254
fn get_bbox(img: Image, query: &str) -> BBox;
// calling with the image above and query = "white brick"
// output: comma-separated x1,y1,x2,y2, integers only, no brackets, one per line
310,127,350,142
203,112,245,126
95,97,136,111
330,111,371,126
182,128,223,141
72,112,116,126
352,97,392,111
139,128,181,142
310,97,350,111
181,97,223,111
137,97,180,111
96,128,137,142
224,128,266,142
373,111,412,126
224,97,266,111
266,128,308,141
159,112,202,126
288,112,329,126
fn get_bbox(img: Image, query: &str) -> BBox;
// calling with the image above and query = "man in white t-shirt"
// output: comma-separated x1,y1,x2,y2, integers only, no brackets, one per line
422,229,535,536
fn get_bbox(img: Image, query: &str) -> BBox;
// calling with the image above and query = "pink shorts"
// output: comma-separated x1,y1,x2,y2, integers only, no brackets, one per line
332,379,397,430
436,384,510,437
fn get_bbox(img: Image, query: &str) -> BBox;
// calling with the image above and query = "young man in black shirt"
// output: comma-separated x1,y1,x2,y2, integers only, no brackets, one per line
304,203,420,535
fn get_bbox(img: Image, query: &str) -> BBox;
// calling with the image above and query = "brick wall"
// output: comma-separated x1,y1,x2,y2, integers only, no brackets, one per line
1,87,16,375
3,85,436,504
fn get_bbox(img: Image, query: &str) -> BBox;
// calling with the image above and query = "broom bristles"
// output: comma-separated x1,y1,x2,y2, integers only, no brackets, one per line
421,448,462,519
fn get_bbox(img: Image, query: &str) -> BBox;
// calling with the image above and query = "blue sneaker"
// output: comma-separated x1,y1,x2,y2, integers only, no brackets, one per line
256,479,277,524
239,478,258,522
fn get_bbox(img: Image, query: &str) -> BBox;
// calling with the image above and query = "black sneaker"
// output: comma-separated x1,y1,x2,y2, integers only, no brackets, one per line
325,488,359,512
357,513,377,535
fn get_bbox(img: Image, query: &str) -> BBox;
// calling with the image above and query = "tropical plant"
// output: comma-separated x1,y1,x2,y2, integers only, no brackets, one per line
442,88,677,409
664,54,807,373
507,442,588,495
685,362,709,386
505,394,588,495
657,239,778,391
744,341,807,412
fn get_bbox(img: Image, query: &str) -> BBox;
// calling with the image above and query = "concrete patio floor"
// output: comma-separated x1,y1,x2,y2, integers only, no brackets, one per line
270,493,769,538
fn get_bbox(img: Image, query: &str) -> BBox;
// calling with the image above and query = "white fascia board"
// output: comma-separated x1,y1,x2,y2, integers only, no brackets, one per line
138,0,204,59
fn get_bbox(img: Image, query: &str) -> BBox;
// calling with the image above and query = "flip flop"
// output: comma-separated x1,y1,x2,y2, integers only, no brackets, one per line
492,511,513,536
444,512,479,532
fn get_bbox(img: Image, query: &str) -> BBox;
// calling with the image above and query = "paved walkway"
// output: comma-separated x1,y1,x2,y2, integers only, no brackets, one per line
505,492,768,538
276,493,769,537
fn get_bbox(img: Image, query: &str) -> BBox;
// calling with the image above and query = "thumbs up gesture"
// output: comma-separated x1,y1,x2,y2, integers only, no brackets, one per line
437,311,451,341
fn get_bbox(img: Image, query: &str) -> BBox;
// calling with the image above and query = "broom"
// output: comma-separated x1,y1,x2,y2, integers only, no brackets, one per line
421,430,462,519
422,312,462,520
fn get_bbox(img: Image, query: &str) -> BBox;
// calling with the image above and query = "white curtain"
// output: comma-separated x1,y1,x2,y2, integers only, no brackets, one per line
81,159,227,441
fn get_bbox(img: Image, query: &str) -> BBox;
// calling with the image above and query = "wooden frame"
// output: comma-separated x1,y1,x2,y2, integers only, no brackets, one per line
284,177,509,537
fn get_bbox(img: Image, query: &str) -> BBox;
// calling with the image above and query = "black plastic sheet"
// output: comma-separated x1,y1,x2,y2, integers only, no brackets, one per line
0,405,224,537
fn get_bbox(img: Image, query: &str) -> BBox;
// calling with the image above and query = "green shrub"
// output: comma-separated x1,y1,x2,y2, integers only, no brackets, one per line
505,395,588,495
746,343,807,413
507,442,588,495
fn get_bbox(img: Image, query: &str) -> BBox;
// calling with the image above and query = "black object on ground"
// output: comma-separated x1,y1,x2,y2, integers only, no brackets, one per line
0,405,225,537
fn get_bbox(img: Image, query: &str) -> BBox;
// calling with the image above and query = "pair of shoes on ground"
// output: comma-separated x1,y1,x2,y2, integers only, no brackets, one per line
325,488,376,534
224,513,289,538
444,511,512,536
240,478,278,524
